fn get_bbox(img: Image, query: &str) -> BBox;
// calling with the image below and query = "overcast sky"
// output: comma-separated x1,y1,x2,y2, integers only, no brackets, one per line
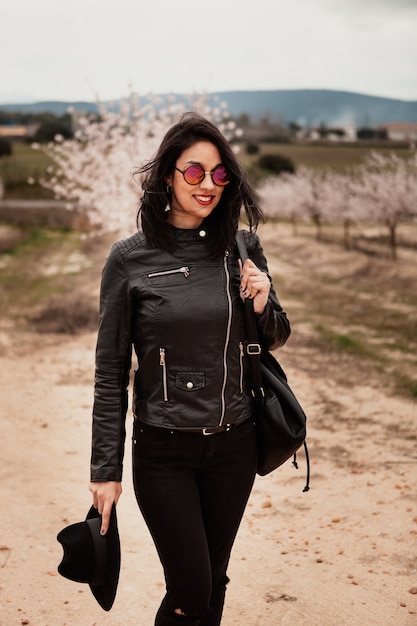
1,0,417,104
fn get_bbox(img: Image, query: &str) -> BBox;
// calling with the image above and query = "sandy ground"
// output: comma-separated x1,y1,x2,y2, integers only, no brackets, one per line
0,226,417,625
0,327,416,626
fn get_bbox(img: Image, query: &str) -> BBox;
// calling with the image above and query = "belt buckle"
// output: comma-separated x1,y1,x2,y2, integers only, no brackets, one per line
202,424,232,436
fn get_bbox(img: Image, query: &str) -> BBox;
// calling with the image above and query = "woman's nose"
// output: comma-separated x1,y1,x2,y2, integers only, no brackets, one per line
200,171,215,189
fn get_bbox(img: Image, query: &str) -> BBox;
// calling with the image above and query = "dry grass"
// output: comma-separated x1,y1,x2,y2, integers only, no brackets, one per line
260,221,417,399
0,225,107,334
0,221,416,399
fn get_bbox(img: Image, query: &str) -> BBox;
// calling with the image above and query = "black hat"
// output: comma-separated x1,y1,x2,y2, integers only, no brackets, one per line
57,505,120,611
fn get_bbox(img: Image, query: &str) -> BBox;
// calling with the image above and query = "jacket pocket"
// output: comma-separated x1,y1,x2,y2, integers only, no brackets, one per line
176,372,205,392
148,266,190,278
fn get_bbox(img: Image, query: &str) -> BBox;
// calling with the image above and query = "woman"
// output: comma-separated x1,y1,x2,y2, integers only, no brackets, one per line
89,112,291,625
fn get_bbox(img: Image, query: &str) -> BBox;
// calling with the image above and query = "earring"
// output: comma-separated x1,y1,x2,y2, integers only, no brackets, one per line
166,184,172,194
164,206,171,213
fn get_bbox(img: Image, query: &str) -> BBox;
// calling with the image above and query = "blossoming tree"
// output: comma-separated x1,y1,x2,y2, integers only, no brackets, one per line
258,167,330,240
258,150,417,259
258,172,311,234
352,151,417,259
33,92,240,234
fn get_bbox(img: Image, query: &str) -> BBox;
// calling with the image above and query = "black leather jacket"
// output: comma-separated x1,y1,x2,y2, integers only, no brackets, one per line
90,228,290,481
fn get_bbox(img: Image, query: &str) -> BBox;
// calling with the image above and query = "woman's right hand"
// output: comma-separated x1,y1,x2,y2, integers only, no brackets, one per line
89,481,122,535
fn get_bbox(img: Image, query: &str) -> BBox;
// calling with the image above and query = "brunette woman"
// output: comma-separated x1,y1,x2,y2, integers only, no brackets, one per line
89,112,290,625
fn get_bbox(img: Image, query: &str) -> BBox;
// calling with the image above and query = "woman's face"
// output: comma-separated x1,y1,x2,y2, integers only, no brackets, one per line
166,140,226,229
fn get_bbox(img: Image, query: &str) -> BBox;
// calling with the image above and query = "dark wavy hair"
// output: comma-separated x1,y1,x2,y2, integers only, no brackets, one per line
135,112,264,259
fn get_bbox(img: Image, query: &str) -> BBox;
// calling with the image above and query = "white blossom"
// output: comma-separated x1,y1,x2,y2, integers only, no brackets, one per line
258,150,417,258
36,91,240,235
351,150,417,258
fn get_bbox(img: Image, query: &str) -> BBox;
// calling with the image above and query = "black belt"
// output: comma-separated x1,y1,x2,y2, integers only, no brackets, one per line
135,418,252,437
201,423,233,436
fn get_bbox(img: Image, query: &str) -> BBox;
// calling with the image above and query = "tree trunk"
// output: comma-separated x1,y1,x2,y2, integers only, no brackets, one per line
313,215,322,242
388,222,397,261
343,218,351,250
291,215,298,235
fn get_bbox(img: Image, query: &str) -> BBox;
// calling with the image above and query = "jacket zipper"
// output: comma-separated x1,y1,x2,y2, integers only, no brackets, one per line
219,251,232,424
239,342,244,394
159,348,168,402
148,267,190,278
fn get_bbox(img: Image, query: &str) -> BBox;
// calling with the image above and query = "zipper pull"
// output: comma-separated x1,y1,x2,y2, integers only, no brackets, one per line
239,342,244,394
180,266,190,277
160,348,165,365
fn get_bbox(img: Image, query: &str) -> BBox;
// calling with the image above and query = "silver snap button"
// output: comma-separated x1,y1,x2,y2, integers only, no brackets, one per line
199,230,206,238
186,381,194,389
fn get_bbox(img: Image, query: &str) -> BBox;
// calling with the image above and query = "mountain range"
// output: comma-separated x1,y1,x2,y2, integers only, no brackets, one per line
1,89,416,127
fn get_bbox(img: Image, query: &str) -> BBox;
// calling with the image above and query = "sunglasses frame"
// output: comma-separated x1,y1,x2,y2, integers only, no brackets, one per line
174,163,230,187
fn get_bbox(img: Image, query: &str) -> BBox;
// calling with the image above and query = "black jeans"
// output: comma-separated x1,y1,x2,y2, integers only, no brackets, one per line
132,418,257,626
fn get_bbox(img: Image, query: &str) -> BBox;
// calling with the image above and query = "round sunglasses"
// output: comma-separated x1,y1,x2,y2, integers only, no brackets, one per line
175,163,230,187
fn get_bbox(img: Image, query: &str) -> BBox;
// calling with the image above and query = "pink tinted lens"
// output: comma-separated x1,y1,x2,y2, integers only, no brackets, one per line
183,164,205,184
212,165,230,186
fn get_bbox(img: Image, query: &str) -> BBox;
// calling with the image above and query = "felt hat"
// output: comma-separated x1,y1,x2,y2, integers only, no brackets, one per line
57,505,120,611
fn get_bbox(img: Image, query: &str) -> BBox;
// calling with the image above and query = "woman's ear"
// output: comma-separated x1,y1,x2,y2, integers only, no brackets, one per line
165,174,173,186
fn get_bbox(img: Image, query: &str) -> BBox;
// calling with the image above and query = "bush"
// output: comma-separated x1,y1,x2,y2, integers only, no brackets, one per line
246,142,260,155
258,153,295,175
33,113,73,142
31,296,98,334
0,139,12,157
356,127,388,141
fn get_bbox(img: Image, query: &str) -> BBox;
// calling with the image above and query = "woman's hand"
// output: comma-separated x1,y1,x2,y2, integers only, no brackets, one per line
238,258,271,315
89,481,122,535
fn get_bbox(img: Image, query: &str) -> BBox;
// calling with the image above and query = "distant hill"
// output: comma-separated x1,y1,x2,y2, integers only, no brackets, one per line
1,90,416,126
0,100,99,116
211,90,417,126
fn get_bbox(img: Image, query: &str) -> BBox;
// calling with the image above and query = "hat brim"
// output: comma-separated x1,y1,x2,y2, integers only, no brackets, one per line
86,505,121,611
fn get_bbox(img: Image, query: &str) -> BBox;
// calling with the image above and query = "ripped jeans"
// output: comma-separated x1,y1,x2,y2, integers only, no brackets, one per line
132,417,257,626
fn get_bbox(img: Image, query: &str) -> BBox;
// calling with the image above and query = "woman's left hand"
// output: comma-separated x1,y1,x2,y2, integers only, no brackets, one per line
238,258,271,315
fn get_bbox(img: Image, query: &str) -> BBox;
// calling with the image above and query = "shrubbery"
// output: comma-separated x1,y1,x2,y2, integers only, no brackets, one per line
246,142,260,155
31,296,98,334
0,139,12,157
258,153,296,175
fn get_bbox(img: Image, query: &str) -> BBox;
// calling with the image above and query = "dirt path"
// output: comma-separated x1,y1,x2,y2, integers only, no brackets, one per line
1,227,416,625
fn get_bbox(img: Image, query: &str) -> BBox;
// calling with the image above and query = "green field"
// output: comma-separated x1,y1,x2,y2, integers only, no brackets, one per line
238,141,410,180
0,140,410,199
0,143,54,199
